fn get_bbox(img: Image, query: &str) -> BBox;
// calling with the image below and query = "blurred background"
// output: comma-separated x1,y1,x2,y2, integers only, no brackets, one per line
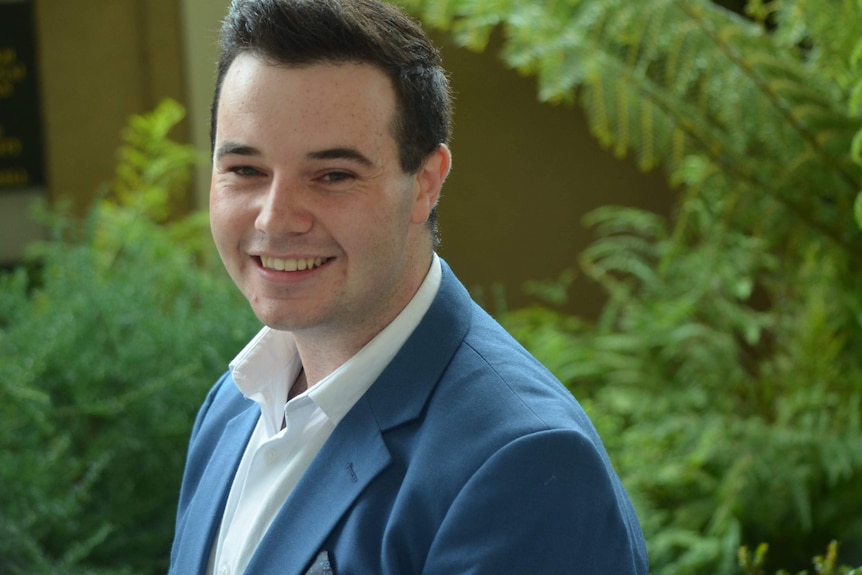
2,1,861,574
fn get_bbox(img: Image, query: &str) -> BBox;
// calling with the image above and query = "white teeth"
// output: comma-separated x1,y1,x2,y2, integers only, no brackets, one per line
261,256,327,271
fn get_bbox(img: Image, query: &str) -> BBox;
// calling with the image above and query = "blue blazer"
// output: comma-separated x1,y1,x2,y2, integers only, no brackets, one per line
169,261,648,574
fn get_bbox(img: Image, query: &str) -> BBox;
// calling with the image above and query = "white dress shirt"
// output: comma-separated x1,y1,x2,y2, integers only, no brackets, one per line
208,255,442,575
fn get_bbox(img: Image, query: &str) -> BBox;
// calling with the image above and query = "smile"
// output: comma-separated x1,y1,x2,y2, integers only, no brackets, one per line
260,256,331,272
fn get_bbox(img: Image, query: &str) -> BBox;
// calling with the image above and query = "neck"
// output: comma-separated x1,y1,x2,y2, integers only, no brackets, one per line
288,369,307,400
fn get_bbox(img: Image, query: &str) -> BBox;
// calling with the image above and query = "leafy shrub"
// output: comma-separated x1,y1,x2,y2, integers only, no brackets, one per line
0,100,259,574
739,540,861,575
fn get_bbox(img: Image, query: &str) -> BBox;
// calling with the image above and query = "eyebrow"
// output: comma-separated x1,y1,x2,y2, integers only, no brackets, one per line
214,142,375,169
307,147,374,168
214,142,261,161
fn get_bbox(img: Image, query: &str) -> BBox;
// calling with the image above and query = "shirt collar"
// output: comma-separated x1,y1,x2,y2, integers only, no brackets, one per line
229,254,442,434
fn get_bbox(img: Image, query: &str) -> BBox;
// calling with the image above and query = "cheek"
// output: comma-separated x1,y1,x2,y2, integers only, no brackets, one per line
208,199,231,247
210,191,247,235
209,195,249,265
358,203,414,263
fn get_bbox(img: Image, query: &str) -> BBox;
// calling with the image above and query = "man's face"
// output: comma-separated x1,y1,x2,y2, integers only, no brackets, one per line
211,54,447,349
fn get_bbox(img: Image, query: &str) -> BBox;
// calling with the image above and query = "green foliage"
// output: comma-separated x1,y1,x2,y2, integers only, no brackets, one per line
0,100,259,574
398,0,862,573
739,541,862,575
109,98,199,223
402,0,862,243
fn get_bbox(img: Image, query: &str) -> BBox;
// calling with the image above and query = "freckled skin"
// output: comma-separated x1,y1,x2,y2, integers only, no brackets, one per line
210,54,450,381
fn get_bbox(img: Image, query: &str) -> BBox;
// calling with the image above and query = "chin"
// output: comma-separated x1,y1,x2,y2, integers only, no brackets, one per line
252,308,312,333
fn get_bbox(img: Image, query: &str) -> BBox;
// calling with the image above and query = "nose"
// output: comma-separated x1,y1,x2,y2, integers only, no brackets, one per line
255,178,313,236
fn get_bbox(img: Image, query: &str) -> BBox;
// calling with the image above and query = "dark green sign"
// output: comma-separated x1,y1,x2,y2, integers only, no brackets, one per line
0,0,45,189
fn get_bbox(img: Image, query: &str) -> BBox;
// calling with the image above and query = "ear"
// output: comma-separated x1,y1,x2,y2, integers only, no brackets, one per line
410,144,452,224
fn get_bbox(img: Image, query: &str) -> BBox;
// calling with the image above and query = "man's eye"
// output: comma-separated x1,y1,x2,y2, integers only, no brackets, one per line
230,166,262,177
321,171,353,184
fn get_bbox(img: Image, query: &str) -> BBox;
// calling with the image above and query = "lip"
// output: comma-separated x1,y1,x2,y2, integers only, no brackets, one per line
259,255,331,272
252,255,334,282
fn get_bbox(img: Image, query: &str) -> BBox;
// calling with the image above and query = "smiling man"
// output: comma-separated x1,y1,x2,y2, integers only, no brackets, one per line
168,1,647,574
209,58,446,386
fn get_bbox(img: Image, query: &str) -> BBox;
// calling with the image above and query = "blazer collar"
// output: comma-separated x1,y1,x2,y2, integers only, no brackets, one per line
362,258,472,431
246,259,473,573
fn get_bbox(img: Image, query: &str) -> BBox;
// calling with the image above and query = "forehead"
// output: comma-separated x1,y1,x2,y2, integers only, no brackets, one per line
216,54,398,150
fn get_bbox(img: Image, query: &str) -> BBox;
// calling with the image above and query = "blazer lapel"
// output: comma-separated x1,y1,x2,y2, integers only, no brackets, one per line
172,405,259,574
363,261,471,432
246,398,391,574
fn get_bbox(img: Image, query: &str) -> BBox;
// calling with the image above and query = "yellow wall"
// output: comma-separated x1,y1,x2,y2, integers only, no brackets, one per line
35,0,188,210
179,0,231,208
17,0,672,318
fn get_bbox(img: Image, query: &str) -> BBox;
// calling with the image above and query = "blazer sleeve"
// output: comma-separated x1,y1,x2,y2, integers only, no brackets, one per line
421,428,648,574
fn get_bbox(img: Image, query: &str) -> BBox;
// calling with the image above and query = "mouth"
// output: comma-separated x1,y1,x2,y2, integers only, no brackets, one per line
259,256,331,272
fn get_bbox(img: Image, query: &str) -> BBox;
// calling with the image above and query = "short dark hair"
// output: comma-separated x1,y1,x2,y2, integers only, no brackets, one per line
212,0,453,243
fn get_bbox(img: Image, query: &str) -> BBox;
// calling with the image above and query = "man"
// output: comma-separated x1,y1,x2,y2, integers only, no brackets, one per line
169,0,648,573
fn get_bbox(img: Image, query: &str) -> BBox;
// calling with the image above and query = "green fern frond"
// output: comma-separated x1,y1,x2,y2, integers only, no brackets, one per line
408,0,862,249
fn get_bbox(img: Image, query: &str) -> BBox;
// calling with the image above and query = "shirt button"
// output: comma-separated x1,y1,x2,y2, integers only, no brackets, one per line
220,564,230,575
264,449,278,465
